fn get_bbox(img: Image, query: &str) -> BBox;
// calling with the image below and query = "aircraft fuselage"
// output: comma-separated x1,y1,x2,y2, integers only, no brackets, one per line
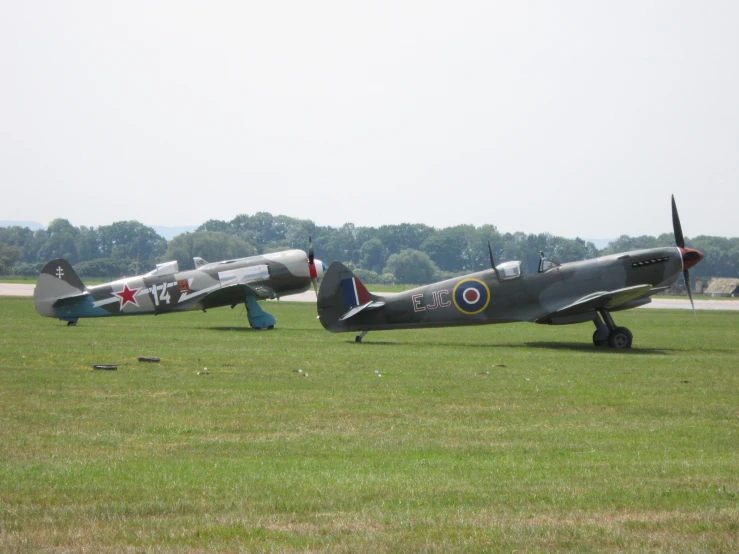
37,249,317,321
319,247,684,332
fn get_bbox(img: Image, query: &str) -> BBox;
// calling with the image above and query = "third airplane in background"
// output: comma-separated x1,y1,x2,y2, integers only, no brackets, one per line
317,196,704,348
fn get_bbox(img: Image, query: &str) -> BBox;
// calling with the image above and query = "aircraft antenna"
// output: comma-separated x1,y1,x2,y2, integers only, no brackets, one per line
488,243,501,283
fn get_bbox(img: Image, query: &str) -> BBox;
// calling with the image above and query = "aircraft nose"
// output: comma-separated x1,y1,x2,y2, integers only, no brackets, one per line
680,247,704,270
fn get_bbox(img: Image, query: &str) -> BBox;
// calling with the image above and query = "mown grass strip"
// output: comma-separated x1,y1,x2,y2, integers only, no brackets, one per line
1,297,737,552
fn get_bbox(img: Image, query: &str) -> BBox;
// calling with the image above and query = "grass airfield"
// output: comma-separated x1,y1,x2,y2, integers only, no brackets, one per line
1,297,737,553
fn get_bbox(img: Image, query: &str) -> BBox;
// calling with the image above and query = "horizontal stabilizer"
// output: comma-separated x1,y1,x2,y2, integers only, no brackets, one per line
339,300,386,321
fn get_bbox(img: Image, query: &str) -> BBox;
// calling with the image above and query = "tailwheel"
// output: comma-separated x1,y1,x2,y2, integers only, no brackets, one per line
607,327,633,349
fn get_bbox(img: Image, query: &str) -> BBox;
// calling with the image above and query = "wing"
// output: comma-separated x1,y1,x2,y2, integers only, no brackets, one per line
195,283,273,310
537,284,654,324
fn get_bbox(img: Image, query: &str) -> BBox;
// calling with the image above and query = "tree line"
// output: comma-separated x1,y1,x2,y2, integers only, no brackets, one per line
1,213,737,283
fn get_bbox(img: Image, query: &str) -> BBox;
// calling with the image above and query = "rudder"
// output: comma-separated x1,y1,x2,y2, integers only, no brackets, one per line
317,262,378,331
34,259,86,317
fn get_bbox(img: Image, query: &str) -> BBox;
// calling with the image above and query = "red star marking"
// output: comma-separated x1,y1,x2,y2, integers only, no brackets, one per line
113,283,141,309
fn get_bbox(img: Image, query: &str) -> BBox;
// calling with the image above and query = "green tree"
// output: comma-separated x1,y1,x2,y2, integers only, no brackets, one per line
0,226,36,262
197,219,232,233
421,225,476,272
284,220,318,250
97,221,166,267
376,223,434,254
600,234,673,255
358,238,386,273
688,236,739,278
74,258,133,278
384,249,438,284
321,224,357,264
0,245,21,274
36,219,79,264
74,226,100,263
164,231,257,271
547,236,598,263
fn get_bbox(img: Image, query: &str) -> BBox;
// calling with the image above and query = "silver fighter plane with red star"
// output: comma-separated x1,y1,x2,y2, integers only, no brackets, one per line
34,239,325,329
317,197,704,349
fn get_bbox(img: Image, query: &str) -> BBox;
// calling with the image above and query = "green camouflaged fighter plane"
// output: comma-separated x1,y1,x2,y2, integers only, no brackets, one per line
317,197,703,349
34,239,325,329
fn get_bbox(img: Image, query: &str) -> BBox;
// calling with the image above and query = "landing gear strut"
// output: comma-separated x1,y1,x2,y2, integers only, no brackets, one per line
244,295,276,330
593,309,632,349
355,331,368,343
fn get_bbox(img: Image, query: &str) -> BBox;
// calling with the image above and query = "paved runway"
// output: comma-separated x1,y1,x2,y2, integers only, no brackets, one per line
0,283,35,296
2,282,737,310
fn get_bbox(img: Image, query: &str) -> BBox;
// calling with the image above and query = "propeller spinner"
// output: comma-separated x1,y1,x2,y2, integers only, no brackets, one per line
671,195,704,315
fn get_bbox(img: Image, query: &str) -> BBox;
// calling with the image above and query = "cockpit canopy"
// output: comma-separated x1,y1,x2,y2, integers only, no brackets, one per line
495,260,522,281
538,258,561,273
144,261,179,277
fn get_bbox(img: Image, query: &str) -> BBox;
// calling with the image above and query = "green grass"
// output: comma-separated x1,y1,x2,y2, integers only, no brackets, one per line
1,297,737,552
656,294,737,301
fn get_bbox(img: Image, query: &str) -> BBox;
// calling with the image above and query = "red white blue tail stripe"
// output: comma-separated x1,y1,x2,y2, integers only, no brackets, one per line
341,276,371,309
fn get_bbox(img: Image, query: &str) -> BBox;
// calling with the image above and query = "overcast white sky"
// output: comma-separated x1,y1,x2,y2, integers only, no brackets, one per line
1,1,737,239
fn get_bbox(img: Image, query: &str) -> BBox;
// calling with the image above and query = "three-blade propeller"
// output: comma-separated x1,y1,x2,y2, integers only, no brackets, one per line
672,195,703,316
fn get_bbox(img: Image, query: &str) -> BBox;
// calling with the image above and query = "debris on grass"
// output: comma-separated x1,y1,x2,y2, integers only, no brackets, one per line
137,356,161,363
93,364,117,370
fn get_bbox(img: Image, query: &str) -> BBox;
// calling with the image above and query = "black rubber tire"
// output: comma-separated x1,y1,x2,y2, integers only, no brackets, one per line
355,336,363,343
592,331,608,347
607,327,633,349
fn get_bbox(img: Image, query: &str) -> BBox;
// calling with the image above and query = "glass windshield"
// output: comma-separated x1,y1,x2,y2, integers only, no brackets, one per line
538,258,560,273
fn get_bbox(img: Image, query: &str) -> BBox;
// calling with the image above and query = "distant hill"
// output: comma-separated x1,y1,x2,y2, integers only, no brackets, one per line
0,221,43,230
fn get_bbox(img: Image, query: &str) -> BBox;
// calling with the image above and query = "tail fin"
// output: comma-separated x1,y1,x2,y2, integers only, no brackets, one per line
34,259,86,317
317,262,383,331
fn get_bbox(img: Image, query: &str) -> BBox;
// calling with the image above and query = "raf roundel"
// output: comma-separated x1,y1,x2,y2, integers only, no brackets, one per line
452,278,491,315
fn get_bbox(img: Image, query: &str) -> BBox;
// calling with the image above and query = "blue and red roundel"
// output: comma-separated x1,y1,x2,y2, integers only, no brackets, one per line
452,278,490,315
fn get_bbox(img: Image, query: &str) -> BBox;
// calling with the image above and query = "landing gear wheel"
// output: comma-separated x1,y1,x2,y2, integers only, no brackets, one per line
607,327,633,349
592,331,608,347
66,320,77,327
355,336,363,343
